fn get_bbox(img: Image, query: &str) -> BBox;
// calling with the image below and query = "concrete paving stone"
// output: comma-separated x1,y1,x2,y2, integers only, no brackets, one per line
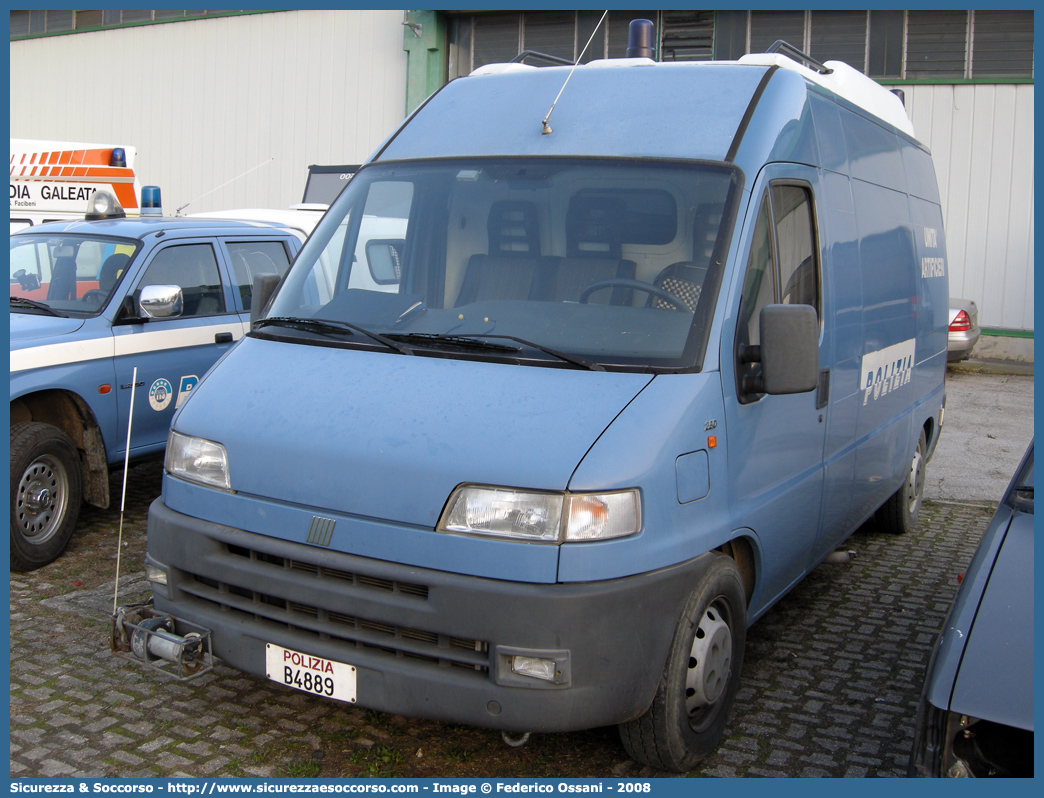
154,752,194,770
25,691,58,704
737,723,776,737
68,747,103,764
43,714,83,731
216,743,255,760
765,750,790,767
803,752,839,768
784,724,807,740
138,736,176,754
10,727,46,745
84,717,120,733
38,760,79,778
111,750,147,767
51,729,89,747
197,757,234,776
175,741,217,757
99,731,137,749
800,766,832,777
700,765,738,777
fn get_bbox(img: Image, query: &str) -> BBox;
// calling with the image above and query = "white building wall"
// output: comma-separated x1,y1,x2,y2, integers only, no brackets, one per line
10,10,408,215
905,83,1034,332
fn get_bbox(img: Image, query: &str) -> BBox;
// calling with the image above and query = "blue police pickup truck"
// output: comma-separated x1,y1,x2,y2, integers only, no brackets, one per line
10,190,304,571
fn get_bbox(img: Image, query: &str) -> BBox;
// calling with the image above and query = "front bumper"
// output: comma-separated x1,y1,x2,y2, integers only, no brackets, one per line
147,498,715,732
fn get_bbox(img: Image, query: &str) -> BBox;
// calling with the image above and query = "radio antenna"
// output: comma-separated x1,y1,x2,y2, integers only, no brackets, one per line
175,157,274,215
542,10,609,135
113,366,138,615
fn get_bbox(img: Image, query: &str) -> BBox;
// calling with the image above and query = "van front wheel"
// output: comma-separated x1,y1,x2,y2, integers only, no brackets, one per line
876,429,927,535
618,555,746,772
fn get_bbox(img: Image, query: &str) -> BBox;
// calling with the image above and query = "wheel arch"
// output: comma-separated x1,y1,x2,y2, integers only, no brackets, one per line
11,390,110,508
716,535,756,608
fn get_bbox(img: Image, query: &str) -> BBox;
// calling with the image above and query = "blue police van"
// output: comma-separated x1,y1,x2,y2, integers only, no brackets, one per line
144,34,948,770
10,190,303,571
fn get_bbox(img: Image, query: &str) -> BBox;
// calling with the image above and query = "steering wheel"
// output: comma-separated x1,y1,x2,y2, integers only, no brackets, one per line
80,289,108,305
578,278,689,311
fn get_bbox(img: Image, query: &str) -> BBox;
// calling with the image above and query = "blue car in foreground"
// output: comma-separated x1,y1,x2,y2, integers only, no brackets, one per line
908,441,1034,777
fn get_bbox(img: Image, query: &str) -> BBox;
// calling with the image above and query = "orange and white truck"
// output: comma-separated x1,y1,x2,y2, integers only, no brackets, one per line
10,139,141,231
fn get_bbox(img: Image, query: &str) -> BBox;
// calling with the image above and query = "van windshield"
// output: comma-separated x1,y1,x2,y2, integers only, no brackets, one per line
265,159,738,371
10,233,140,317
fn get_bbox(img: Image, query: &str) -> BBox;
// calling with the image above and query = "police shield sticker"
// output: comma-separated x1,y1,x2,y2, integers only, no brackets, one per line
176,375,199,408
149,378,174,411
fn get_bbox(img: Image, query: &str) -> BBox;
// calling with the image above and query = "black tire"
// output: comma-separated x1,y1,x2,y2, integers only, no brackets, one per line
619,555,747,772
875,429,927,535
10,422,83,572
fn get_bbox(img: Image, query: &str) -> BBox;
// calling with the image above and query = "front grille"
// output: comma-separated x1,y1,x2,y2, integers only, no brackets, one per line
184,544,488,674
228,543,430,599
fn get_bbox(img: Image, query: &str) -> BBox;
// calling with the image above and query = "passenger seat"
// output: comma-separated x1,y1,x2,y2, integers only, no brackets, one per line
455,201,544,306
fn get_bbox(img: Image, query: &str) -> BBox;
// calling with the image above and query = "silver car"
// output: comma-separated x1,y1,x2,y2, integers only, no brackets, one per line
947,298,980,362
908,441,1034,777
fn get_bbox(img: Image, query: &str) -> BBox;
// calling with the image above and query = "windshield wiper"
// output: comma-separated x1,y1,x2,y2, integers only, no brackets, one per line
384,332,522,354
10,296,63,317
255,316,414,355
479,335,605,371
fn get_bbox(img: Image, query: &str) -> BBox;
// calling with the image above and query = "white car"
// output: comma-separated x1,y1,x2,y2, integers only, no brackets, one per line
188,204,327,238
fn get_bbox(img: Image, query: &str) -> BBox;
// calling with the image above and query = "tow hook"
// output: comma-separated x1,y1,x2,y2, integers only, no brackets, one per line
111,602,214,680
501,731,532,748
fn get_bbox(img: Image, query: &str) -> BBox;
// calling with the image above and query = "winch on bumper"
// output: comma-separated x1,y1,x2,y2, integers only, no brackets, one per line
145,498,717,732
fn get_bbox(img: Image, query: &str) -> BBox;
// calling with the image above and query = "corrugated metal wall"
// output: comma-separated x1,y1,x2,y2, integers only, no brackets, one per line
9,10,408,215
906,83,1034,331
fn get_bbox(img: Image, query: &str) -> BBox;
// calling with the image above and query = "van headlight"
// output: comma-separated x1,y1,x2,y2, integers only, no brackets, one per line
438,486,640,543
164,430,231,491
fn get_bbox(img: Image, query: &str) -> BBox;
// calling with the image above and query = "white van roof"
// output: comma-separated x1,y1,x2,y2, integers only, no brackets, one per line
737,53,914,137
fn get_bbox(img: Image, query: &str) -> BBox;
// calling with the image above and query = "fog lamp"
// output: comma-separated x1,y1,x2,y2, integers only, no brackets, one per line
511,655,558,682
146,564,168,586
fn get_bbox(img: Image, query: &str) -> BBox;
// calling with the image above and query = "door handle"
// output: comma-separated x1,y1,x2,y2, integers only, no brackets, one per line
816,369,830,410
215,332,233,344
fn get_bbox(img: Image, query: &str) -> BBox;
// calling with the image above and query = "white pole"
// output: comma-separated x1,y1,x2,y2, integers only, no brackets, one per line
113,366,138,615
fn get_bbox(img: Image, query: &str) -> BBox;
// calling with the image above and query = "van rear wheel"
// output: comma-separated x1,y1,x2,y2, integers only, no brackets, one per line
876,429,927,535
10,422,83,572
618,555,746,772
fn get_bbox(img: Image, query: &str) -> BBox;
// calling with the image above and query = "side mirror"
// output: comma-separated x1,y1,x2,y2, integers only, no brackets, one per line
758,304,819,395
139,284,183,319
366,239,404,285
250,273,281,326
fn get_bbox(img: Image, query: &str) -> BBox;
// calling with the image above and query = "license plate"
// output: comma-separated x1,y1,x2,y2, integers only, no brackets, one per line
265,643,357,703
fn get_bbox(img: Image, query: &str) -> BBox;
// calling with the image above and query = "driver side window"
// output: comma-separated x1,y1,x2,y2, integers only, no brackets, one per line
735,183,819,402
135,243,226,317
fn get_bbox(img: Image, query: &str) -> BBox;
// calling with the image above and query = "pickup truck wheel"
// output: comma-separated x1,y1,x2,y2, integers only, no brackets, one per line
10,422,83,572
876,429,927,535
618,555,746,772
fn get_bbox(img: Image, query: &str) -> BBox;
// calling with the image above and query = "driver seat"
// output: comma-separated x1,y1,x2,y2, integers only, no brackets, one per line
547,195,635,304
